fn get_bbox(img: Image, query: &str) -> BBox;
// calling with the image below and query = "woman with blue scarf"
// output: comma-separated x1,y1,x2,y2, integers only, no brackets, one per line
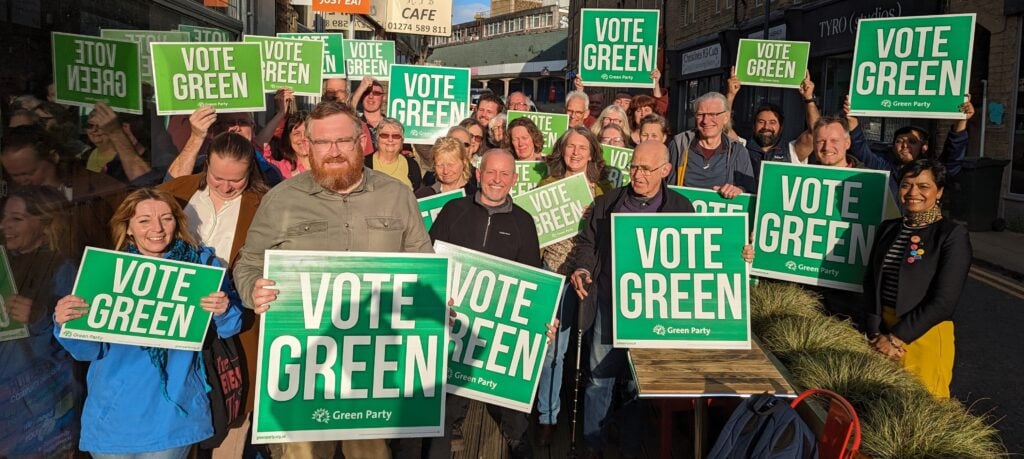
54,188,242,459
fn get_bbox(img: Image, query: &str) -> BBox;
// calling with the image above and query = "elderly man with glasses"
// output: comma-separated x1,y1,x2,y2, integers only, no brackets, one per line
666,92,755,198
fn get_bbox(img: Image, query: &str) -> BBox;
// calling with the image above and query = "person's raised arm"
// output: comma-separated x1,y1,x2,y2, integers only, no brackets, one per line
254,88,292,148
167,106,216,178
799,71,820,131
351,76,374,111
93,102,151,181
726,66,741,110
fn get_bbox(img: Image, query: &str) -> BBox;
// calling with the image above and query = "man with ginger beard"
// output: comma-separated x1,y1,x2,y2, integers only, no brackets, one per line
233,100,431,459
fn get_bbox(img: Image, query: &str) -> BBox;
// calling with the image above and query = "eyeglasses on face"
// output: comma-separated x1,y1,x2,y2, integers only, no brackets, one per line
379,133,403,140
694,110,728,120
601,137,623,143
471,135,484,142
367,91,385,97
309,137,359,152
219,119,254,127
628,162,667,176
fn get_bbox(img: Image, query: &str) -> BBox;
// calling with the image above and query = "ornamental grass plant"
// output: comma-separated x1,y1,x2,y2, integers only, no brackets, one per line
750,281,1005,458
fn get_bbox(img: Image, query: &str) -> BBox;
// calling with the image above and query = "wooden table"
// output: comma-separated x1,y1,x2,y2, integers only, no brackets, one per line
628,338,798,458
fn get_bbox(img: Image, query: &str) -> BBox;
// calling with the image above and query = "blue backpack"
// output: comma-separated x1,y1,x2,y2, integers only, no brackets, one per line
708,393,819,459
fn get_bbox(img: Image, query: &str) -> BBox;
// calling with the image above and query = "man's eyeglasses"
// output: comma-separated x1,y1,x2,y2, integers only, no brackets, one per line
379,133,403,140
567,109,586,116
628,162,667,176
309,137,359,152
601,137,623,144
695,110,728,120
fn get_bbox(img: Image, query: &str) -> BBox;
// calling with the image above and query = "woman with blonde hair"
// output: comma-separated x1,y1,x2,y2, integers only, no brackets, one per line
54,188,242,458
416,137,476,198
590,104,631,141
0,185,81,456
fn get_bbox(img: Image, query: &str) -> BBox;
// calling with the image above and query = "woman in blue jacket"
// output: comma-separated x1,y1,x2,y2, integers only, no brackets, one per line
54,188,241,458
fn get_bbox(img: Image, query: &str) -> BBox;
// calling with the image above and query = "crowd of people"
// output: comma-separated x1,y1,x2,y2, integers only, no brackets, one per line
1,65,975,459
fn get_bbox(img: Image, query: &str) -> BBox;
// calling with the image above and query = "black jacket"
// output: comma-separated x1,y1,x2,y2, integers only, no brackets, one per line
429,194,542,268
864,218,972,343
570,184,695,331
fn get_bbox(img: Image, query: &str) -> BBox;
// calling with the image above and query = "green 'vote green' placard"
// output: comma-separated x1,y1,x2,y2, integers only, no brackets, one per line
52,32,142,114
100,29,191,85
578,9,660,88
149,42,266,115
344,39,396,81
513,173,594,248
254,250,449,443
244,35,324,96
434,241,563,413
848,14,976,118
510,161,548,197
418,189,465,232
178,24,233,42
278,33,345,79
506,111,570,155
752,162,889,292
734,39,810,89
59,247,224,351
602,144,633,188
612,214,750,349
388,65,470,144
0,247,28,342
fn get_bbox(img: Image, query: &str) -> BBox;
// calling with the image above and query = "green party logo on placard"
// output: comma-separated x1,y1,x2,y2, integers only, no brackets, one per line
100,30,191,84
752,163,889,292
344,39,396,81
506,111,570,155
149,42,266,115
735,39,810,89
179,24,233,42
59,247,224,351
669,186,756,222
52,32,142,114
278,33,345,78
0,247,28,342
388,65,470,144
612,214,750,349
510,161,548,197
243,35,324,96
513,174,594,248
849,14,976,118
578,9,660,88
254,251,449,443
418,189,465,231
434,241,563,413
602,144,632,188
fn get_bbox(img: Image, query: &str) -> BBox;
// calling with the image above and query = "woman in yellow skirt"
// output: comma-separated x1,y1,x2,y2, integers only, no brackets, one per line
864,158,971,398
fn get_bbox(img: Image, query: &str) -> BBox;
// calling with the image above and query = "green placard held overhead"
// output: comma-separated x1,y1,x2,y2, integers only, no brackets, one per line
848,13,976,118
512,174,594,248
344,39,396,81
52,32,142,114
179,24,233,42
752,162,889,292
59,247,225,351
734,39,810,89
418,189,465,232
0,247,29,342
253,250,449,443
510,161,548,197
243,35,324,96
612,214,751,349
506,111,570,155
100,30,191,84
434,241,563,413
149,42,266,115
278,33,346,79
578,9,659,88
602,144,632,188
388,65,470,144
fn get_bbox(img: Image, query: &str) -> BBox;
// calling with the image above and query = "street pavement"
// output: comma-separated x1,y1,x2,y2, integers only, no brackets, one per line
952,231,1024,455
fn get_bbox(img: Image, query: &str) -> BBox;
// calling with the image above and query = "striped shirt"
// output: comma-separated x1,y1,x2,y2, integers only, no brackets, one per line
880,226,913,306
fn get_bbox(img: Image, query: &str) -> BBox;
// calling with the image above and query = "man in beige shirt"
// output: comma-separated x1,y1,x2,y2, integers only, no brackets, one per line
233,101,431,459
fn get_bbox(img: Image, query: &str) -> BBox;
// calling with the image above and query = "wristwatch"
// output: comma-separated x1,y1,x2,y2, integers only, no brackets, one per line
804,97,817,104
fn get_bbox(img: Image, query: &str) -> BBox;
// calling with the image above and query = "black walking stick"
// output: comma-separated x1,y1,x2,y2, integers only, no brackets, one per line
569,274,598,458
